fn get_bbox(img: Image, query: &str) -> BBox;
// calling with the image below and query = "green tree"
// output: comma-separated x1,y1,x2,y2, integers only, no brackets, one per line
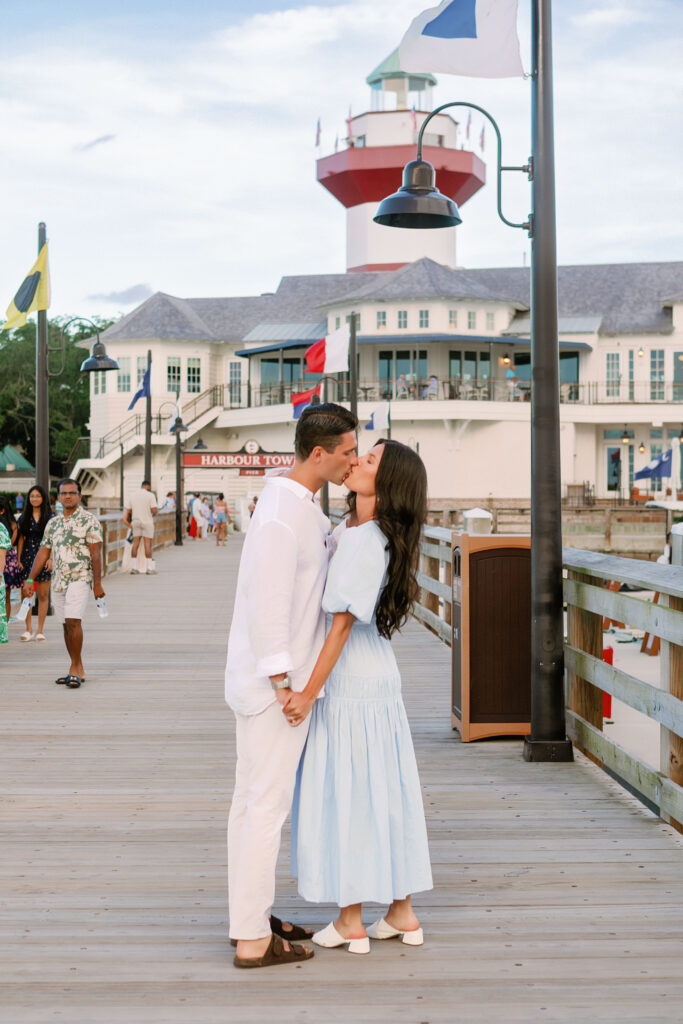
0,315,116,475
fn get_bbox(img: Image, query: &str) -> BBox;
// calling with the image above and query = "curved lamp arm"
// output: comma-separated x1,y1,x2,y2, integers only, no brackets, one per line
417,101,531,233
52,315,103,378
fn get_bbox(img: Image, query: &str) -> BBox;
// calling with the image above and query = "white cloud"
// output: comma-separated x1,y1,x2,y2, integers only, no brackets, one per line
0,0,681,319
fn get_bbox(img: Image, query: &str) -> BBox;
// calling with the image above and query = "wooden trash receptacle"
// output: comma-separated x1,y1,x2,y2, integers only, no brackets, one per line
451,532,531,741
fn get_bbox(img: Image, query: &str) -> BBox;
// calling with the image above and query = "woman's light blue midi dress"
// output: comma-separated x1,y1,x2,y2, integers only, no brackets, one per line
292,519,433,906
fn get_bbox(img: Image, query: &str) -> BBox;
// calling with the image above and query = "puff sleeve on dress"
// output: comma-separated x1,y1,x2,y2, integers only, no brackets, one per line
322,521,388,624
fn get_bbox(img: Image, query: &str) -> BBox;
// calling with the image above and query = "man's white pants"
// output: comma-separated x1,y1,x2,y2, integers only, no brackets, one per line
228,700,310,940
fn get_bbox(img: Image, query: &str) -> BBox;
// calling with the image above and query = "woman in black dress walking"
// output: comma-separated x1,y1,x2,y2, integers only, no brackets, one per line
17,485,53,642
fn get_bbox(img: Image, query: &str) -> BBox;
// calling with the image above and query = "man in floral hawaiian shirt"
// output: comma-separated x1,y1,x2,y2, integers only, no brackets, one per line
22,478,104,689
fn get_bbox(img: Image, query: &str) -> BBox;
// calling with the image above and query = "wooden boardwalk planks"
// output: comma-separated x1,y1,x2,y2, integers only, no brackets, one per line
2,536,683,1023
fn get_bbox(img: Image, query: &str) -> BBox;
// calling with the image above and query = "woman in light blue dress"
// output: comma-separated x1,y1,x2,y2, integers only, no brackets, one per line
286,439,433,955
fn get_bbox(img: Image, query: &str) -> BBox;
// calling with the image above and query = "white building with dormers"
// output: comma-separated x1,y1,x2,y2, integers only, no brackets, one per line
73,53,683,517
74,257,683,518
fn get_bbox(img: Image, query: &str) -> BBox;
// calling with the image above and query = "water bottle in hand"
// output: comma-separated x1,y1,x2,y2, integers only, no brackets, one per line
96,597,109,619
16,596,34,622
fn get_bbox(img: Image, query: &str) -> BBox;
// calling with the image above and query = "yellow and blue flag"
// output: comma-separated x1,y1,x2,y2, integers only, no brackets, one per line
2,243,50,330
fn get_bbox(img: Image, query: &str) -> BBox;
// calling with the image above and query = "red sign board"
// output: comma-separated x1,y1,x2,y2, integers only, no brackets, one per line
240,469,265,477
183,452,295,469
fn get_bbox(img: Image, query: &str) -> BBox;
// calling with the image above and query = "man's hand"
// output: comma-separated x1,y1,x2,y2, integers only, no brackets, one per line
283,691,314,727
93,583,105,600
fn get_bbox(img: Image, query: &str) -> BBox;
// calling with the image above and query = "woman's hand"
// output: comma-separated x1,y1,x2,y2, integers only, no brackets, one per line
283,691,314,727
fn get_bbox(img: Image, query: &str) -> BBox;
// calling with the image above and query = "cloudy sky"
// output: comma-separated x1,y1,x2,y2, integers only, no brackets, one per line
1,0,681,320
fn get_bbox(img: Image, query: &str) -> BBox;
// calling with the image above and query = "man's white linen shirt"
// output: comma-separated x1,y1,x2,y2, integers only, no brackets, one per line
225,475,330,716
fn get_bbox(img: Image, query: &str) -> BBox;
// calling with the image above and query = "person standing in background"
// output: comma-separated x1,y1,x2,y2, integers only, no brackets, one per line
214,493,230,546
15,492,24,513
1,496,22,625
123,479,158,575
17,485,53,641
0,518,11,644
22,479,104,689
192,494,205,539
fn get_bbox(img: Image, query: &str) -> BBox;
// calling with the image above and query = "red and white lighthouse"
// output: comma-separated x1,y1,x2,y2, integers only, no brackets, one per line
317,50,486,273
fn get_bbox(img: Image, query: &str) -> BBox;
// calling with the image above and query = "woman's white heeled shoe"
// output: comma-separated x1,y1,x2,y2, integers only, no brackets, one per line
366,917,424,946
312,921,370,955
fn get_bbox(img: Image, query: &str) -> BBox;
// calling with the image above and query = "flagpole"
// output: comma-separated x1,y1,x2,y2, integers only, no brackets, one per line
35,222,50,493
144,349,152,483
523,0,572,762
349,312,358,420
320,376,329,517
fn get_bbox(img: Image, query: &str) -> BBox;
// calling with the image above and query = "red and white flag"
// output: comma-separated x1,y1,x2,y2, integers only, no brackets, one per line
479,123,485,151
466,110,472,139
305,324,350,375
292,383,321,420
411,106,418,131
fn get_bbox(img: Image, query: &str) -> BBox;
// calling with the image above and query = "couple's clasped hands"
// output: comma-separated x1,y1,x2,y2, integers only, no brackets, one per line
274,686,313,727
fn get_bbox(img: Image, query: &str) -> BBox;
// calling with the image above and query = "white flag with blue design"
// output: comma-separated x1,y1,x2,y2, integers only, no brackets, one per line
366,403,390,431
634,448,673,481
399,0,524,79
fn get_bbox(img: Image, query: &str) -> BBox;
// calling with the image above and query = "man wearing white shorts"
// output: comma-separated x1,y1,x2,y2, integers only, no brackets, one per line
124,479,158,572
23,478,104,690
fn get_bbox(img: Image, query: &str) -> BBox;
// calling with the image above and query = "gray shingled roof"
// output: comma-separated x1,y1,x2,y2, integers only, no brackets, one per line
322,257,526,307
504,315,603,336
476,262,682,335
242,321,327,343
102,292,218,341
99,257,683,344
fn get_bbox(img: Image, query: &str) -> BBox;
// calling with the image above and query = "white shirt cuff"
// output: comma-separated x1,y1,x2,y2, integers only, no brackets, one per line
255,653,294,678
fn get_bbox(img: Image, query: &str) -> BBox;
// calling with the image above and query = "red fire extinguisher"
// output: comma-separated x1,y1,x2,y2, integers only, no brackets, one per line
602,647,613,718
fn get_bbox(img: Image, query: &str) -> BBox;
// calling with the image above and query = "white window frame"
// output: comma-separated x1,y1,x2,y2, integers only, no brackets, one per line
117,357,131,393
167,356,181,393
187,357,201,394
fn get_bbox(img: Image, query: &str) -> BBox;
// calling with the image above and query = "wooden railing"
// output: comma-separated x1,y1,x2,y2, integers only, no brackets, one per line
414,525,452,644
406,525,683,829
563,548,683,830
99,512,177,575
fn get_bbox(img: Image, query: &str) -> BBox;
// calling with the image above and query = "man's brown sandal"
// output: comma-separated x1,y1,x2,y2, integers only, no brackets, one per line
230,915,314,947
233,933,314,969
270,914,314,941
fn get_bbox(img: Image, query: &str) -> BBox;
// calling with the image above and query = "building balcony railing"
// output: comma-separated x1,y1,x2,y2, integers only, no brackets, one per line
224,378,683,409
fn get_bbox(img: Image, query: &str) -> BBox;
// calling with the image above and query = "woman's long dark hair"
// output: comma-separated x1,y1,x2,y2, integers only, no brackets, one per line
0,497,16,542
18,485,52,539
347,439,427,639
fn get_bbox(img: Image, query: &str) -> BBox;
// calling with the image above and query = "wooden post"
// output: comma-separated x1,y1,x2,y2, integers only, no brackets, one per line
567,570,604,762
421,551,440,618
604,508,612,550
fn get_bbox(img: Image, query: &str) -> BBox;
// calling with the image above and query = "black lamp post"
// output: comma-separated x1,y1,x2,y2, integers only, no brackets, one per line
193,436,208,450
170,416,188,546
374,0,572,762
45,315,119,495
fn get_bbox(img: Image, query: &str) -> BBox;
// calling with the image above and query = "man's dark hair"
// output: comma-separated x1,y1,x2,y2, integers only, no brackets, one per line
142,479,151,487
295,403,358,460
57,478,82,494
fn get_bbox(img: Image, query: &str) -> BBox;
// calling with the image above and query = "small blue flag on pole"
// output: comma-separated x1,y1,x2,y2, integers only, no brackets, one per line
128,364,151,410
634,448,673,480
